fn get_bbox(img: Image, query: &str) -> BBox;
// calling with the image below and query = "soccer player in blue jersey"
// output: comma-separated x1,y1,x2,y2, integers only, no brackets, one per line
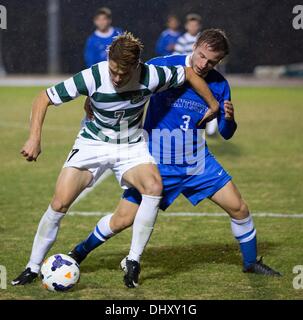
84,7,122,67
70,29,281,288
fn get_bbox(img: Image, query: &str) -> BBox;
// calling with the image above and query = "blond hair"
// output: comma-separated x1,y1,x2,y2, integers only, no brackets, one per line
108,32,144,69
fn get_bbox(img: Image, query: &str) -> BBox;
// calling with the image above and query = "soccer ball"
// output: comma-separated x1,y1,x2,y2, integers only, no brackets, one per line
40,254,80,292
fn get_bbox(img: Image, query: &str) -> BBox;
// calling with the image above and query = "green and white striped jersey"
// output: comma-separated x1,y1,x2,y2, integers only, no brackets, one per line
46,61,185,143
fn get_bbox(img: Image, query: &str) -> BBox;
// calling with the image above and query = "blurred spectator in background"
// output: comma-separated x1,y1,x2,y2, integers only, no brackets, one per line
174,13,202,55
84,7,122,67
155,14,181,56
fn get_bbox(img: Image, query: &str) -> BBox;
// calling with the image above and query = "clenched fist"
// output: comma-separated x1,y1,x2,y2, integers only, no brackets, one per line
20,138,41,162
224,100,235,121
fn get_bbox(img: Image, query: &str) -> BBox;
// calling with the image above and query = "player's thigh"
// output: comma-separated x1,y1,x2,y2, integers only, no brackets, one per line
122,163,163,196
110,199,139,232
51,167,93,212
209,180,249,219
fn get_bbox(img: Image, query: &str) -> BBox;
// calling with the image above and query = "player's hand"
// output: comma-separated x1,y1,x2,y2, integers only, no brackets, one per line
84,98,94,120
224,100,235,121
196,103,219,127
20,138,41,162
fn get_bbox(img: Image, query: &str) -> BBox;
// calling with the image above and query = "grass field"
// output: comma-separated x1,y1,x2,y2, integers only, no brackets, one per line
0,86,303,300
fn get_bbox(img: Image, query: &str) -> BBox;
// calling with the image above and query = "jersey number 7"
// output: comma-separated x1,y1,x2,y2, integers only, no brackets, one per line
67,149,79,162
114,110,125,126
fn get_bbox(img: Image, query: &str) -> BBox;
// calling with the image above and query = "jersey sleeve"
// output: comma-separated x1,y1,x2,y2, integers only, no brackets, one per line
155,33,167,56
217,81,237,139
147,64,186,93
84,36,96,68
46,64,100,106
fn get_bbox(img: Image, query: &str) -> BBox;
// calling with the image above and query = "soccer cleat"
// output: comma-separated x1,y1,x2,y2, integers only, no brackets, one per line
120,257,141,288
243,257,282,276
11,267,38,286
67,248,87,265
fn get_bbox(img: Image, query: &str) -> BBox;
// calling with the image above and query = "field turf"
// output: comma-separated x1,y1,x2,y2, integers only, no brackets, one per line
0,86,302,299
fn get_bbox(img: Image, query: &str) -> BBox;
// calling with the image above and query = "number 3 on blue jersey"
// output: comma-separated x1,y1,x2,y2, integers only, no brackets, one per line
180,115,191,131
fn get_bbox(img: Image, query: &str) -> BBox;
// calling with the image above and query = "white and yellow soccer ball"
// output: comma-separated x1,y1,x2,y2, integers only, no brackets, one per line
40,254,80,292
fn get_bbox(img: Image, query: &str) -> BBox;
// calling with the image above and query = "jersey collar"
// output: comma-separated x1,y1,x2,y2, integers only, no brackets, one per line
95,27,115,38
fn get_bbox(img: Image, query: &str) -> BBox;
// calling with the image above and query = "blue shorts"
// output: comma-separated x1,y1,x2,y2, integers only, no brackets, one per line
123,153,232,211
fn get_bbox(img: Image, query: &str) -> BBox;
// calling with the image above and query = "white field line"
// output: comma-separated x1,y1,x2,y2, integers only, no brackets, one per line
68,211,303,218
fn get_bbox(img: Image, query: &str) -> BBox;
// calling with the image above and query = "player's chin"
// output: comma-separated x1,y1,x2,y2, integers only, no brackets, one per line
194,67,206,77
113,82,124,88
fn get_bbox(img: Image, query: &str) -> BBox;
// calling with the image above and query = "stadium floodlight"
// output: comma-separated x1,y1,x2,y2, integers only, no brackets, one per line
47,0,60,74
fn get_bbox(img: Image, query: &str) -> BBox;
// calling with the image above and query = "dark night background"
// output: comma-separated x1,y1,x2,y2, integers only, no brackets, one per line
0,0,302,74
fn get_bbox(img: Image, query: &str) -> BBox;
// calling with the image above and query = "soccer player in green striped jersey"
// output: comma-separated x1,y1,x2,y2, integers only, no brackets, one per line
12,32,219,287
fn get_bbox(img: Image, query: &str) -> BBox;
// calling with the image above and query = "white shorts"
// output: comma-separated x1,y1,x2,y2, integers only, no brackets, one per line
63,136,156,189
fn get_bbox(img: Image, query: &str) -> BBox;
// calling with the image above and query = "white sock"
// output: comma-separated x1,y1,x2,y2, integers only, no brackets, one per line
26,205,65,273
128,194,161,262
230,215,256,243
94,214,115,240
77,214,115,256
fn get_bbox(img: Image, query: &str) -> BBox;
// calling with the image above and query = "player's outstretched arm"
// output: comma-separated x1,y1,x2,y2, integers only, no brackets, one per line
185,67,219,125
83,97,94,120
20,90,52,162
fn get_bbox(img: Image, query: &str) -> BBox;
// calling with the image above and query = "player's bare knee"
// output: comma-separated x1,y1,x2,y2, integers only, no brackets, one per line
50,198,69,214
240,201,250,218
232,200,249,220
141,178,163,196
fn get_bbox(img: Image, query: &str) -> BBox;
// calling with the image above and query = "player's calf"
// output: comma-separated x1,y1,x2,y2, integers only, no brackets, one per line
111,199,138,232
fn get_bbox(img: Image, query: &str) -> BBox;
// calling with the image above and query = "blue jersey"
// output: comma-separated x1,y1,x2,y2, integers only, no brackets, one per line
84,28,122,67
155,29,181,56
145,54,237,168
123,54,236,210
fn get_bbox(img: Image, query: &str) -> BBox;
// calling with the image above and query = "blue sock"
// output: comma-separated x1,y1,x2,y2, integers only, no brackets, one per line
75,214,114,258
238,235,257,268
231,216,257,268
75,232,105,258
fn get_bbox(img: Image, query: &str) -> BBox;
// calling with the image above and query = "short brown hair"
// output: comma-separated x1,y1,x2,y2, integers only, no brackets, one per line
94,7,112,19
108,32,143,69
186,13,202,23
196,29,230,56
